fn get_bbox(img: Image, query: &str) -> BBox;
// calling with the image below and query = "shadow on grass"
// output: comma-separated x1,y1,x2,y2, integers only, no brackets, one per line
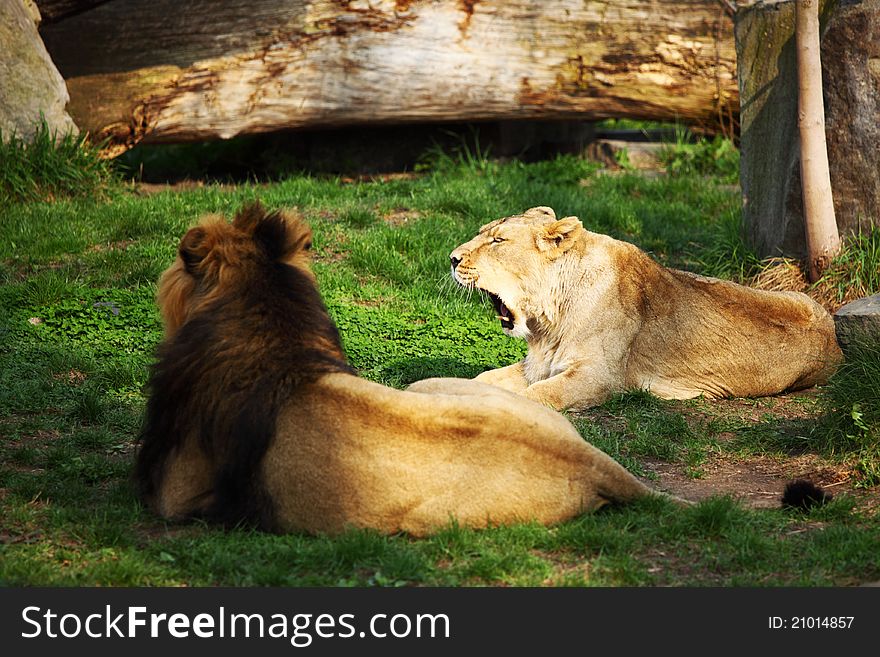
378,357,486,387
732,416,826,455
731,412,880,486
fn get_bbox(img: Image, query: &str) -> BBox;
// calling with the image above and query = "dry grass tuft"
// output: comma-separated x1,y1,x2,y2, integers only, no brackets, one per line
747,233,879,314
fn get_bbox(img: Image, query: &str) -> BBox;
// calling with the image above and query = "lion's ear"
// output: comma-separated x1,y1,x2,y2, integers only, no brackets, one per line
249,210,314,264
539,216,583,253
284,219,313,258
179,226,212,274
232,201,268,234
250,210,312,261
156,260,195,337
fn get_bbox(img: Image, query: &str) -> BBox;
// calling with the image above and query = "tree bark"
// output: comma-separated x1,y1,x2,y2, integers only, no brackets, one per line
796,0,840,281
39,0,738,157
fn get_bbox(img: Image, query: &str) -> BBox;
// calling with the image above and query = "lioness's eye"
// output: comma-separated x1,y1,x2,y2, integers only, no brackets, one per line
491,237,505,244
304,241,313,251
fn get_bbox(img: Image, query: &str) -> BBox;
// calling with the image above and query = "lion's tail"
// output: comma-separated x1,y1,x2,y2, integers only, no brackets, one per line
591,450,693,507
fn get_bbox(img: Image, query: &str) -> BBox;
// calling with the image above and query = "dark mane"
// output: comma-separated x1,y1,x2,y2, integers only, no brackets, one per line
134,208,355,531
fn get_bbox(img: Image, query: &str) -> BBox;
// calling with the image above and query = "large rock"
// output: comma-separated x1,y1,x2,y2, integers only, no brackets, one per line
834,293,880,353
736,0,880,259
0,0,77,141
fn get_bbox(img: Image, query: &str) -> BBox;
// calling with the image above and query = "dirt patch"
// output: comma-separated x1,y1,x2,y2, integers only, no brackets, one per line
532,549,592,585
316,251,347,264
349,296,395,308
12,428,62,446
135,180,206,195
580,391,879,511
584,389,822,439
86,240,134,254
639,544,731,585
134,180,242,195
382,207,422,226
52,369,87,385
644,453,853,509
305,209,337,222
313,225,349,264
133,520,206,545
685,390,825,433
338,172,422,184
0,529,44,545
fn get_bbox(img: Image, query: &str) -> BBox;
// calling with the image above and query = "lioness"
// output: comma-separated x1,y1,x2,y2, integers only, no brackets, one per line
136,203,672,536
448,206,842,411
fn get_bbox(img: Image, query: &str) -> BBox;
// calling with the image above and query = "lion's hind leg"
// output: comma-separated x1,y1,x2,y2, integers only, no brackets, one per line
406,376,525,399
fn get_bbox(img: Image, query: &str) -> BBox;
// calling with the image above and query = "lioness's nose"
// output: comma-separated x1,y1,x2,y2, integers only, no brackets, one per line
450,255,462,270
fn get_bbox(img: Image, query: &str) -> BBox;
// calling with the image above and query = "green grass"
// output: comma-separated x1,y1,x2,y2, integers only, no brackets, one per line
814,336,880,486
595,118,679,132
584,391,717,477
0,121,117,203
1,147,878,586
659,128,740,184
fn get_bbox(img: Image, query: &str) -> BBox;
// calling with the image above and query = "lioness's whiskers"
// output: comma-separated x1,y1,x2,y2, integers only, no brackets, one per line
438,275,461,299
431,272,455,297
466,284,477,305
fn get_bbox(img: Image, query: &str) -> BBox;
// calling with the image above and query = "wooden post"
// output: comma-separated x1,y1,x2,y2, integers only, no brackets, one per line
796,0,840,281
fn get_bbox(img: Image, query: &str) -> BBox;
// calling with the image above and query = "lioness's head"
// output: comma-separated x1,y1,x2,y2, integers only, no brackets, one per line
157,202,314,337
450,207,584,337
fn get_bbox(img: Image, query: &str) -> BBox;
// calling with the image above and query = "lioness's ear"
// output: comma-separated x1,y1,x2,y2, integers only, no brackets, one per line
179,226,212,274
539,216,583,253
524,206,556,220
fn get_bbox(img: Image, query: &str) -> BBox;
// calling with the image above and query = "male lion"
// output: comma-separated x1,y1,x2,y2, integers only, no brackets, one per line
135,203,671,536
449,206,842,411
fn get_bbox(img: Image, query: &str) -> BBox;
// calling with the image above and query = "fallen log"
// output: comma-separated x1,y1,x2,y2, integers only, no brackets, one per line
39,0,738,156
34,0,109,23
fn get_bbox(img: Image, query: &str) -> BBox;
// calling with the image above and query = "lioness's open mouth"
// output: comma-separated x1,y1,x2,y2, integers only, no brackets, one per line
485,291,514,330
